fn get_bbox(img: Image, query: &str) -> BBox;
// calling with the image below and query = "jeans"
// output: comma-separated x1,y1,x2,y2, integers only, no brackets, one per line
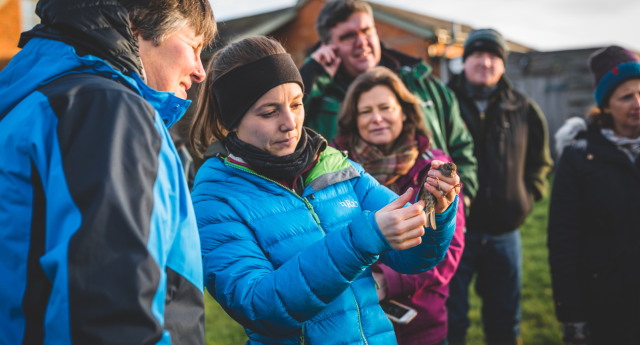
446,229,522,342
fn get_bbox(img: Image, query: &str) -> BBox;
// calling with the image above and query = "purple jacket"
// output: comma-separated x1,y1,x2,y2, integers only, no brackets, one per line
332,134,465,345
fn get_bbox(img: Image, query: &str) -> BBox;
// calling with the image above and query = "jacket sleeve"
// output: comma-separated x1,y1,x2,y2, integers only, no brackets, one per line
40,84,173,344
300,57,328,102
443,91,478,201
547,148,587,322
525,100,554,201
300,59,332,115
350,163,457,275
377,191,465,297
422,78,478,201
196,192,392,337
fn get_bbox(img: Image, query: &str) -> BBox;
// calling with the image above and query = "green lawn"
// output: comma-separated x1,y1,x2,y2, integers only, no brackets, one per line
204,180,562,344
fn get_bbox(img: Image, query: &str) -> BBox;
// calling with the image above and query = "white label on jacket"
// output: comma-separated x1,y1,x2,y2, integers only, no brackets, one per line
339,200,359,208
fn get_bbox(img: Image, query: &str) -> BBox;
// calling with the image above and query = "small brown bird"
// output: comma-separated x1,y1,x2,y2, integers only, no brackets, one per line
416,162,459,230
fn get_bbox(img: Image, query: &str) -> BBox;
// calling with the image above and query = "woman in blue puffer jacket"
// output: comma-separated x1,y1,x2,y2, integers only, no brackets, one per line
189,36,459,345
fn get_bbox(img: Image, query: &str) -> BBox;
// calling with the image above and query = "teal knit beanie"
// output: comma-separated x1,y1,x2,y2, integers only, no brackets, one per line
588,46,640,107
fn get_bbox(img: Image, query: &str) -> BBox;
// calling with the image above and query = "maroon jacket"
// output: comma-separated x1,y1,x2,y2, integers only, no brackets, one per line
332,134,466,345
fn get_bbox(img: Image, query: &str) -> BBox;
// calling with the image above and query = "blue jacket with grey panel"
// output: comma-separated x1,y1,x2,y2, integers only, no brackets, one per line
0,0,204,344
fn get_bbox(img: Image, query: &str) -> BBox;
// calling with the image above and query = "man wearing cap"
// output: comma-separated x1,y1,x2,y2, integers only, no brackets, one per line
446,29,553,345
300,0,478,204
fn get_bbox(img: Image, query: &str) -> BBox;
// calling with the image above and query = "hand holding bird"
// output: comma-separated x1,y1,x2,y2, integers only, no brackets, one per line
416,161,461,229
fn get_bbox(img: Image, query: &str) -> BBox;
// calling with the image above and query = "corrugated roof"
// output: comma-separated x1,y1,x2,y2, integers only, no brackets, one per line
205,0,534,56
368,2,533,53
204,7,296,57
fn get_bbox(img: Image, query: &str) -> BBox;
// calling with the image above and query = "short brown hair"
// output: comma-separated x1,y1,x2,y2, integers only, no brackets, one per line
586,105,614,129
337,66,429,147
118,0,216,46
316,0,373,43
189,36,287,157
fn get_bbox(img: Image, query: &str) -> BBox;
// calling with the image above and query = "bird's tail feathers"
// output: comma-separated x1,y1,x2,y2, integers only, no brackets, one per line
426,210,436,230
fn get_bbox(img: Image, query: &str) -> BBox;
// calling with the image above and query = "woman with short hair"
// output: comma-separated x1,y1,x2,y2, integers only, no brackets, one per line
332,66,466,345
190,36,460,344
549,45,640,344
0,0,215,343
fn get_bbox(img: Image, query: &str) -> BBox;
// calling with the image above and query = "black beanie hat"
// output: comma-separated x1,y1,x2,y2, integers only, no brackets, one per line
463,28,508,62
588,46,640,107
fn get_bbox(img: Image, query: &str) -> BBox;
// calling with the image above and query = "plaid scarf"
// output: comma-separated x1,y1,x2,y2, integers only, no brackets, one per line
352,134,419,193
601,129,640,163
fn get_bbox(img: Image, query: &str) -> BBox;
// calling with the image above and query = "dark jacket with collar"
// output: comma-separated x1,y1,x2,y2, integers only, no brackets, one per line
448,73,553,234
300,45,478,201
0,0,203,344
548,118,640,338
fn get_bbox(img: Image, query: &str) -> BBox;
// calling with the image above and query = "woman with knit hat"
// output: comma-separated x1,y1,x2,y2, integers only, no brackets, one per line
548,45,640,344
189,36,461,344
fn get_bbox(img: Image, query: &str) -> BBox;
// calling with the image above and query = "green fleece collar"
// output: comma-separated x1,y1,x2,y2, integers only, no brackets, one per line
305,146,360,193
223,146,359,195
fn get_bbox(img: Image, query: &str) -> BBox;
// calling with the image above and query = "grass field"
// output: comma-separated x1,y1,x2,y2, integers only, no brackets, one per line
203,180,562,344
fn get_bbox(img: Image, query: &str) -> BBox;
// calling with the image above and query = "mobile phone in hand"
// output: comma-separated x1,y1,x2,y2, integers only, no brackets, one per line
380,300,417,324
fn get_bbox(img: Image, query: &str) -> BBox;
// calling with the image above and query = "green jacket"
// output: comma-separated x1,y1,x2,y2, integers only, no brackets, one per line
448,73,553,233
300,47,478,200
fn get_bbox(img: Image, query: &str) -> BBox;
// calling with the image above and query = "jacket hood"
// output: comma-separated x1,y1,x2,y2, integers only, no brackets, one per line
555,117,588,156
19,0,142,76
0,0,190,128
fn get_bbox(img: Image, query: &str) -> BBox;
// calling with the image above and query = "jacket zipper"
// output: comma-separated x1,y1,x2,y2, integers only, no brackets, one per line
225,161,326,235
479,111,486,144
352,293,369,345
229,160,372,344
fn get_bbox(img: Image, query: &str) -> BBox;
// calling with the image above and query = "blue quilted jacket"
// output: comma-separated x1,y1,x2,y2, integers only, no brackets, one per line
192,145,457,344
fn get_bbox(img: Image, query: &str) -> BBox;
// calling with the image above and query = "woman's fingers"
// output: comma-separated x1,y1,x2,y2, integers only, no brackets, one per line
427,169,459,185
396,223,426,243
395,235,422,251
423,178,458,214
430,160,444,169
424,178,459,198
379,204,428,250
427,178,453,194
391,201,425,221
401,211,427,230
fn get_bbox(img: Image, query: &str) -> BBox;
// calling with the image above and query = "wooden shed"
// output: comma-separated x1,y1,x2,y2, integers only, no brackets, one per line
505,48,617,159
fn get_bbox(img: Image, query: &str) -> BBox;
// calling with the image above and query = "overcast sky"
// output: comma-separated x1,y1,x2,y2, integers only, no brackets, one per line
208,0,640,52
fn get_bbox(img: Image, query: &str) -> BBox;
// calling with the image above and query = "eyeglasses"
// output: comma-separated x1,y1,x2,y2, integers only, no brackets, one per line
336,27,376,46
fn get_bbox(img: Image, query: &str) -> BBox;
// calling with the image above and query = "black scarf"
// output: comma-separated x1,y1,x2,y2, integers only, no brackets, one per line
465,79,498,100
226,128,326,181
